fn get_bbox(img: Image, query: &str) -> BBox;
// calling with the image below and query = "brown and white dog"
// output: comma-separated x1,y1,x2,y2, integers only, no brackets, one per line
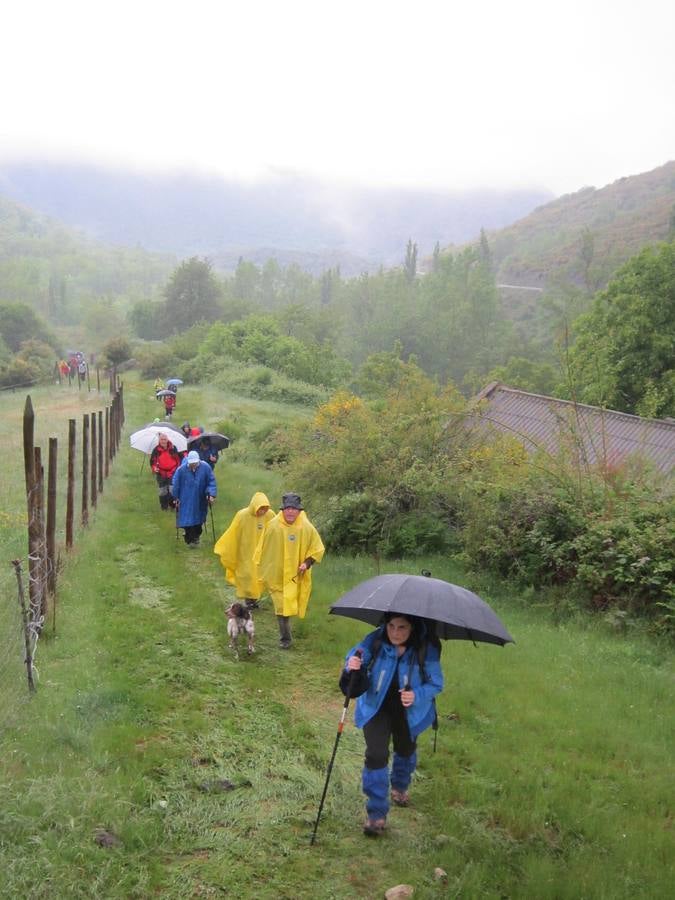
225,602,255,657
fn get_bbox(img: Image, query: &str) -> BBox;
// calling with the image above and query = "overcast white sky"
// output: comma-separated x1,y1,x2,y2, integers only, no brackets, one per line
1,0,673,196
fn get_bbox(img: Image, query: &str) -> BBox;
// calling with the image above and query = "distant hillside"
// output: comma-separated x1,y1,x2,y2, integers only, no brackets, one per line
0,193,174,318
481,160,675,290
0,161,552,273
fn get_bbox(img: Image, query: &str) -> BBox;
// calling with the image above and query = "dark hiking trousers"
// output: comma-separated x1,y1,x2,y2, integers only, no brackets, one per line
183,524,203,544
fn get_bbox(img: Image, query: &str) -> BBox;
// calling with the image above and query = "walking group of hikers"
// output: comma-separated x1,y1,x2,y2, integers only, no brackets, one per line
145,418,443,838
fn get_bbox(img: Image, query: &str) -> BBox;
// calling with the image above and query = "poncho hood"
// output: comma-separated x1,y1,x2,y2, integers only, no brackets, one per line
248,491,271,516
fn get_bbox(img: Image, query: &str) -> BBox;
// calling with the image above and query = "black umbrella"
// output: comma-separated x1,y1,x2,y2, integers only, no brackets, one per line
330,574,514,646
187,432,230,451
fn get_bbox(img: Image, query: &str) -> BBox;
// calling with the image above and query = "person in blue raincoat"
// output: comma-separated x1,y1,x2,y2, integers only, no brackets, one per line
195,436,219,468
171,450,217,547
341,613,443,836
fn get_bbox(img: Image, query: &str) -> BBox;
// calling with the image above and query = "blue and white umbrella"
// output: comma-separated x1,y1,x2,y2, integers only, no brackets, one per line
166,378,183,386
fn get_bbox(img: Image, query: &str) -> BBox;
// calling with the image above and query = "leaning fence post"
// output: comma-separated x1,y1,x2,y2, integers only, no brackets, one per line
82,413,89,527
12,560,36,693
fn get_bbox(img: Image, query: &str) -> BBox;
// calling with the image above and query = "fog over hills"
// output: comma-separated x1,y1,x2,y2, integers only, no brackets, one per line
0,161,552,274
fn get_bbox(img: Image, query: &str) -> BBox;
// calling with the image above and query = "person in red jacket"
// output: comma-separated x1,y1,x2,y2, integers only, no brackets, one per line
149,432,181,510
164,391,176,418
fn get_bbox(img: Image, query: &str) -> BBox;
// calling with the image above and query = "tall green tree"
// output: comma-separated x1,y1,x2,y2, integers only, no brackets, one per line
404,239,418,282
162,257,223,334
567,242,675,417
0,302,57,352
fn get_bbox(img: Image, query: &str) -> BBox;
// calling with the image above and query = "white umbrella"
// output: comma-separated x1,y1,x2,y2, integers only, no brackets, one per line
129,425,188,455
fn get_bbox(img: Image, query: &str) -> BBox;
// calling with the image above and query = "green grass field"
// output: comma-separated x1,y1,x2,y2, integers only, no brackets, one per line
0,379,673,898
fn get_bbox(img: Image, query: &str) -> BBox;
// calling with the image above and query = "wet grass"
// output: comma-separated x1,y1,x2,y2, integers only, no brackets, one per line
0,379,673,898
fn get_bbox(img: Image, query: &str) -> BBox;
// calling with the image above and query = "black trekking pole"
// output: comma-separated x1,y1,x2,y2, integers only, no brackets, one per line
209,502,216,542
310,650,362,845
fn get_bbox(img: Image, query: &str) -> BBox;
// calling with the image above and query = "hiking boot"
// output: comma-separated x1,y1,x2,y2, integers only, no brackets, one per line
245,599,259,610
391,788,410,807
279,639,292,650
363,818,386,837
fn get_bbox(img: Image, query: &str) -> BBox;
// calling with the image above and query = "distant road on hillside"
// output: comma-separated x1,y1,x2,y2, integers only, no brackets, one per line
497,283,544,292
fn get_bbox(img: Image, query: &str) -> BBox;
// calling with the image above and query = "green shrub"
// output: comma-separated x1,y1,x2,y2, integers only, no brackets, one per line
135,342,180,379
0,356,41,388
457,460,675,632
213,417,245,443
213,364,328,406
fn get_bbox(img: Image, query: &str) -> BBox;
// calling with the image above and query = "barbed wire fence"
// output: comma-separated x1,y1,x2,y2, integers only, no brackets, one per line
0,384,125,724
0,567,28,732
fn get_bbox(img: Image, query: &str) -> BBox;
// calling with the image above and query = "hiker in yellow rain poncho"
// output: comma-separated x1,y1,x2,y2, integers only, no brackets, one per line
255,492,325,649
213,492,275,610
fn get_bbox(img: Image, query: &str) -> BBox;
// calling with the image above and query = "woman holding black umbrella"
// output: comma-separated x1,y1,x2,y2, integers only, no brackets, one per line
341,613,443,837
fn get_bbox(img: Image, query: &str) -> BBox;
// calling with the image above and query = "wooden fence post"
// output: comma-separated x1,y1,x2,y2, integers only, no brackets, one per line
33,446,48,620
90,411,97,509
22,397,42,619
66,419,75,549
113,392,119,456
98,411,103,493
104,407,110,477
109,398,115,461
47,437,57,600
82,413,89,527
96,366,101,393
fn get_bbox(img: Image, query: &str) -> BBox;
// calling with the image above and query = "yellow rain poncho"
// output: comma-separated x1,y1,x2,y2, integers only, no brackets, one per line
255,510,325,618
213,492,274,599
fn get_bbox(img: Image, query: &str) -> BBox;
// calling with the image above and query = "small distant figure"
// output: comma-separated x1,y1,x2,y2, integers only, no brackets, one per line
171,450,217,547
214,492,275,610
163,391,176,418
154,377,165,395
255,492,324,649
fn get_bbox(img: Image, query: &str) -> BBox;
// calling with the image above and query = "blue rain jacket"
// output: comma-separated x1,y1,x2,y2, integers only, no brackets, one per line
344,625,443,738
171,461,217,527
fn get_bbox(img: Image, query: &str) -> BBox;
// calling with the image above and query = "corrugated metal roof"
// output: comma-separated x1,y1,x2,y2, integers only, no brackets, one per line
468,383,675,475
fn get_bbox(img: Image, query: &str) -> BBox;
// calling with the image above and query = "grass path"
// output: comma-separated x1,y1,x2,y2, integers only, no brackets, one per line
1,379,673,898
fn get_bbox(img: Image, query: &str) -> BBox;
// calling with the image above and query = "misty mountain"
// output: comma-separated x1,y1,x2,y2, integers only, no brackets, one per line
480,160,675,290
0,161,552,274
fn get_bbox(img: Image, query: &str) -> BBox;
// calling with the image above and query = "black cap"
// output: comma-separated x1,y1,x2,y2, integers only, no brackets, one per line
281,492,303,510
